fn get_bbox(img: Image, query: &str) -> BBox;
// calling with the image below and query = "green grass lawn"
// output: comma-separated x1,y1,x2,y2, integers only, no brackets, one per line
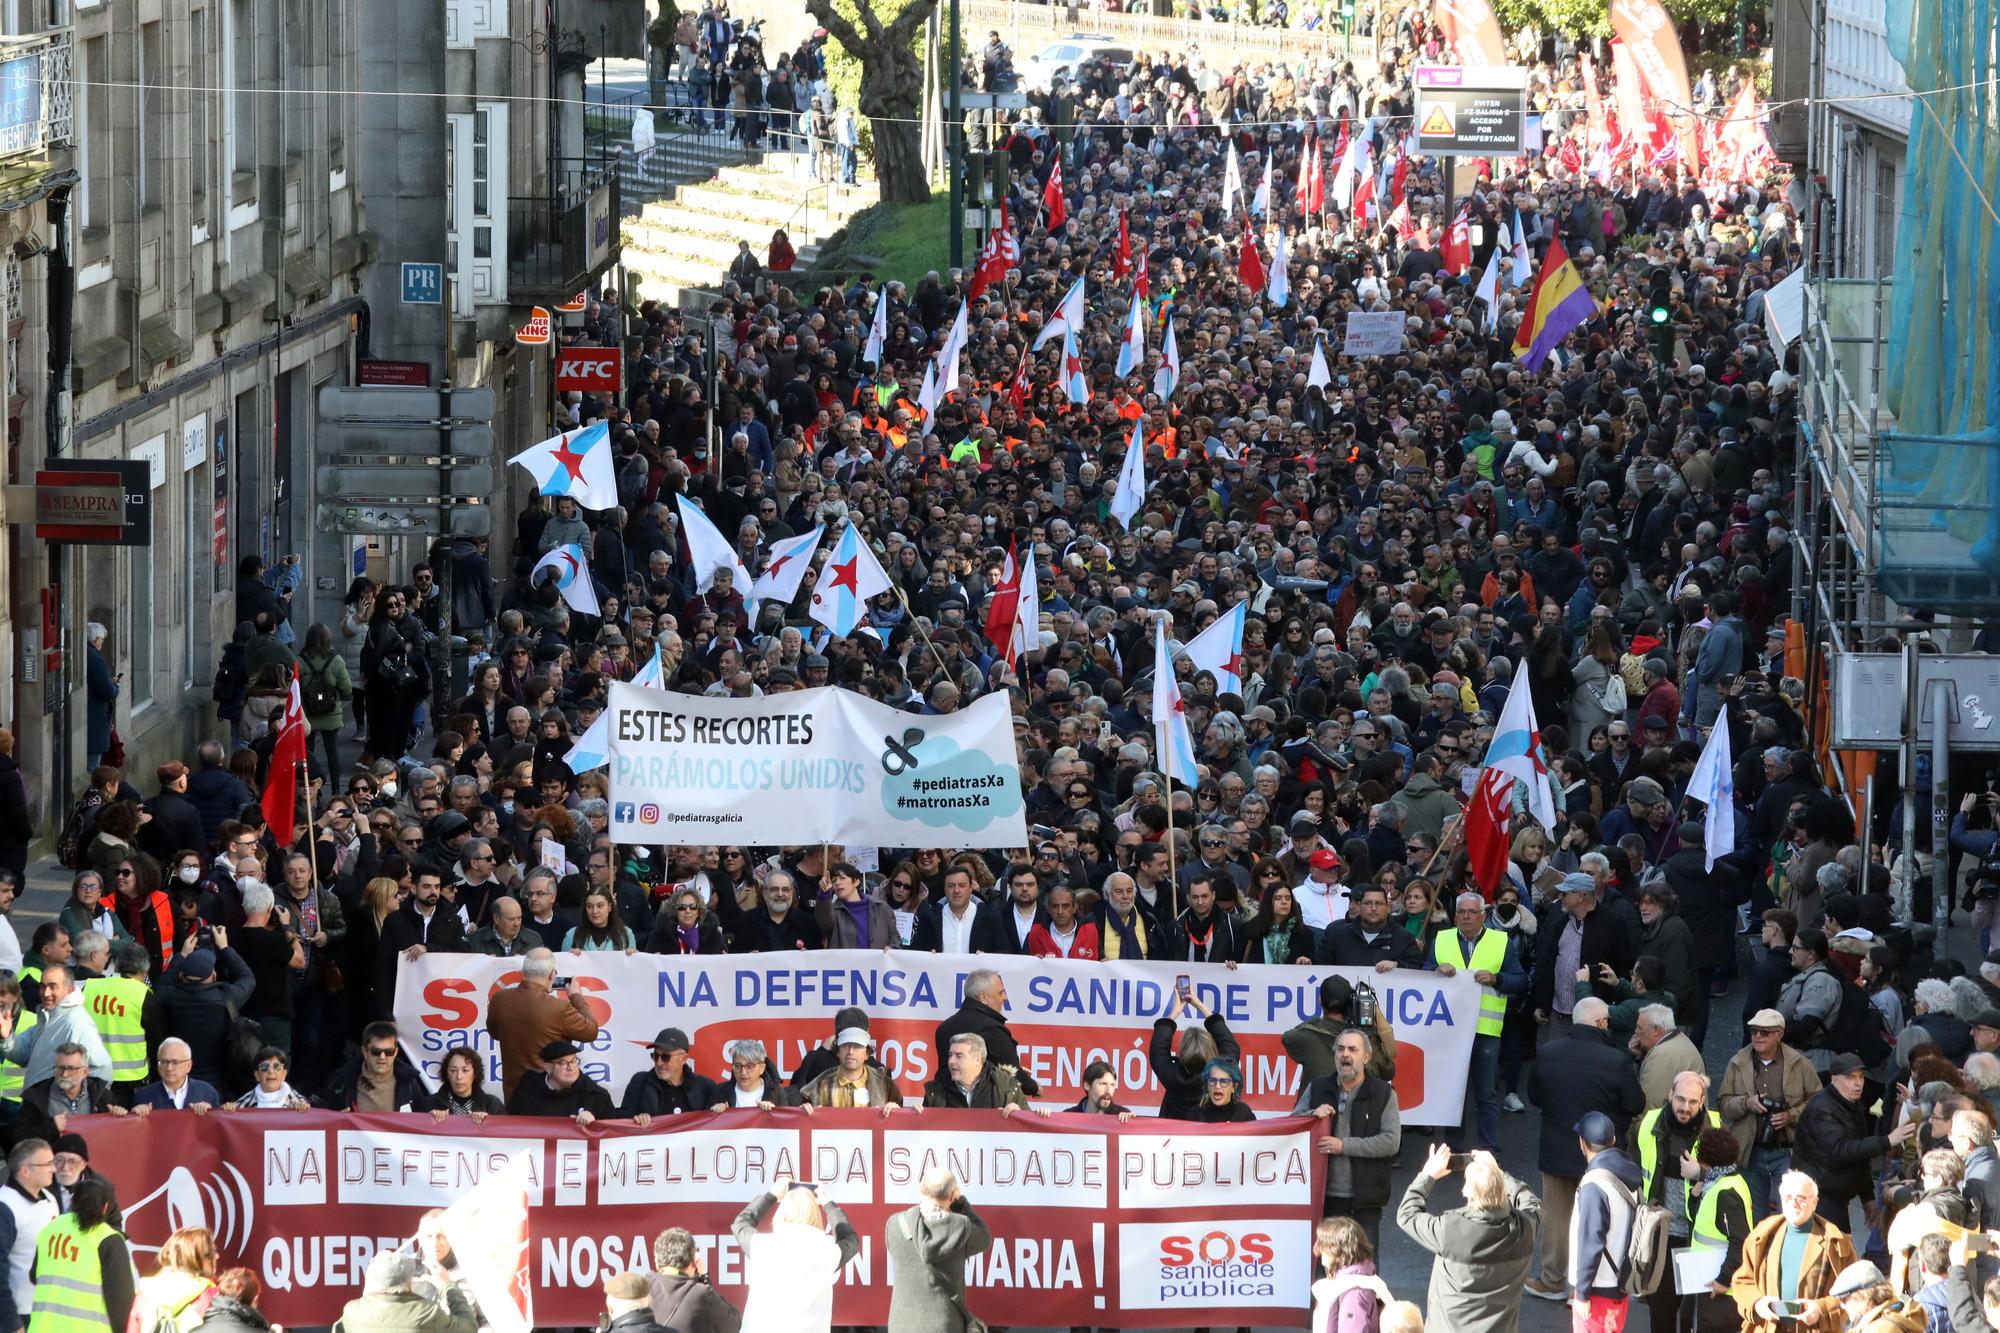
814,195,978,286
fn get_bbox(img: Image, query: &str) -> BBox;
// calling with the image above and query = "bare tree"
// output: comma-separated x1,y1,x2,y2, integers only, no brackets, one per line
805,0,941,204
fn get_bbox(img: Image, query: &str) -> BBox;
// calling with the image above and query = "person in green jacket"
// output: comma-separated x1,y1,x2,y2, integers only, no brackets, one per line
1575,955,1680,1044
334,1250,474,1333
298,623,354,779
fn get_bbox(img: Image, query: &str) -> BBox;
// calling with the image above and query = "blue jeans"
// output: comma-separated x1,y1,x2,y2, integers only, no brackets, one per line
1745,1144,1791,1221
839,143,856,184
1456,1033,1501,1152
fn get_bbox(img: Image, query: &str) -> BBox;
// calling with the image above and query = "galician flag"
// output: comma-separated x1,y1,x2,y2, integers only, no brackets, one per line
1486,658,1558,829
1223,139,1243,218
1108,419,1146,531
531,544,600,617
1475,245,1503,335
1151,617,1199,788
1252,153,1272,216
630,644,667,688
1011,543,1040,664
752,525,824,607
1306,336,1332,392
1154,317,1181,402
674,494,756,615
807,520,891,638
508,419,619,510
938,301,969,398
1060,324,1090,406
1114,289,1146,378
1267,227,1290,308
1686,714,1736,871
1182,600,1247,695
564,712,609,772
863,286,889,365
1033,275,1087,350
1510,209,1534,287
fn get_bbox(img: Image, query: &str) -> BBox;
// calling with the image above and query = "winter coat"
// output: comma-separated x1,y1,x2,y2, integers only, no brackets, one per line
1636,913,1700,1020
1531,905,1638,1015
796,1062,903,1109
1716,1040,1820,1163
1395,1170,1540,1333
1149,1014,1239,1120
315,1051,428,1111
186,768,255,848
156,950,258,1089
650,1271,741,1333
1794,1084,1892,1201
813,894,899,949
86,643,118,753
193,1295,272,1333
935,999,1036,1091
883,1197,990,1333
1661,848,1744,969
1639,1028,1707,1111
0,755,29,878
1397,773,1460,843
299,651,353,733
1728,1213,1854,1333
333,1287,476,1333
1527,1026,1644,1176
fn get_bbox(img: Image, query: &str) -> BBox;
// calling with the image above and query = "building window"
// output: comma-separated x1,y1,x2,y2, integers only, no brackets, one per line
139,22,161,210
189,7,210,221
82,35,107,229
230,0,254,178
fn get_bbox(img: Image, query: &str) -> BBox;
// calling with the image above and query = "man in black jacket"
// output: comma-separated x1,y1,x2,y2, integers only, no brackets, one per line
620,1028,718,1121
1303,1028,1401,1254
1794,1053,1914,1227
908,864,986,954
1532,873,1638,1035
1317,883,1422,970
1072,1059,1134,1119
378,869,466,1011
969,866,1044,955
922,1033,1034,1110
155,942,257,1093
1659,822,1744,1044
1523,995,1645,1300
508,1041,615,1121
1167,875,1241,965
139,763,207,864
316,1022,427,1111
704,1037,795,1111
934,969,1039,1094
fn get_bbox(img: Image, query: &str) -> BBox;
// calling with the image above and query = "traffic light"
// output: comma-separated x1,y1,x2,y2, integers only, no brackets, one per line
1647,267,1675,364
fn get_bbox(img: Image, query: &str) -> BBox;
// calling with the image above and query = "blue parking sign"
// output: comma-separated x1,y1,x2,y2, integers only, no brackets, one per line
400,262,443,305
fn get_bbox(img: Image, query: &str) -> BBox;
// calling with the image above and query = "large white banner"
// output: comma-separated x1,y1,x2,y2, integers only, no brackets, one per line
397,950,1481,1125
605,683,1025,849
1342,310,1408,357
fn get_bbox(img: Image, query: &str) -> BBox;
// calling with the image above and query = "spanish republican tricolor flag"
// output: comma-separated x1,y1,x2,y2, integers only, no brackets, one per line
1510,234,1598,373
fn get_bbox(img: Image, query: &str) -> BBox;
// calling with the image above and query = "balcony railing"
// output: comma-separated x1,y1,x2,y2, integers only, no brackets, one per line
0,28,71,162
507,163,621,303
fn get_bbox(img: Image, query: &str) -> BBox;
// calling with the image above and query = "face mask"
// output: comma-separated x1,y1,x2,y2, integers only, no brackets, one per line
177,866,201,885
381,781,399,799
501,800,514,816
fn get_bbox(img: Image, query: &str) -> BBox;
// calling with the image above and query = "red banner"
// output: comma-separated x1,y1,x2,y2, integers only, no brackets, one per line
86,1109,1327,1328
1609,0,1700,167
1432,0,1507,67
554,345,621,394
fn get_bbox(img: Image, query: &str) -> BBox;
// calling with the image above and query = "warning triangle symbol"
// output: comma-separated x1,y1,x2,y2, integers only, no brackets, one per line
1420,103,1455,136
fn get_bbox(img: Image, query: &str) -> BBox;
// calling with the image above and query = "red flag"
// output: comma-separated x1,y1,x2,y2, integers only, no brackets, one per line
1558,136,1583,175
1296,134,1314,213
1236,217,1265,290
1440,207,1472,275
984,539,1023,663
438,1153,537,1333
1352,168,1377,228
1004,344,1033,414
1333,120,1349,164
1041,159,1067,230
1386,197,1413,240
1306,149,1325,213
1390,150,1410,208
1464,767,1514,898
968,199,1016,299
1114,210,1132,281
260,668,308,847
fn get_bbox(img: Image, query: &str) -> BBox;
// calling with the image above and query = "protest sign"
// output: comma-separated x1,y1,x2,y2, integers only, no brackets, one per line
397,950,1479,1124
605,683,1025,849
1342,310,1408,357
89,1109,1326,1329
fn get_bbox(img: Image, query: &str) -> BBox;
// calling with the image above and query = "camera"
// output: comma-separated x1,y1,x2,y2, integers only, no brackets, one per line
1353,981,1379,1028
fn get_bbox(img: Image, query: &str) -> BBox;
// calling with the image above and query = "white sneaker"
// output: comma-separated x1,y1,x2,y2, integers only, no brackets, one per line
1502,1092,1527,1112
1523,1278,1567,1301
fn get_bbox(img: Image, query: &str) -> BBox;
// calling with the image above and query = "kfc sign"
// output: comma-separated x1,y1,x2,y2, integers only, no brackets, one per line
555,346,620,393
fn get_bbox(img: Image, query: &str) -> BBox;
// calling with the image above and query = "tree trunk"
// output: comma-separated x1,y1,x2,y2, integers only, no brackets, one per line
872,115,929,204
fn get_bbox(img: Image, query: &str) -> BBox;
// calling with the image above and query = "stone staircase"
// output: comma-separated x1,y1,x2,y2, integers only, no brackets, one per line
620,153,880,310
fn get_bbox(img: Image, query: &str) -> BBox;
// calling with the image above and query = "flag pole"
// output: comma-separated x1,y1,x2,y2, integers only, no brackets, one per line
1164,760,1180,928
889,582,951,680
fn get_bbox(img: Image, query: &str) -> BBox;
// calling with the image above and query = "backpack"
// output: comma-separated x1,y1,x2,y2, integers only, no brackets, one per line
1825,968,1894,1067
301,656,339,718
55,793,98,871
212,650,248,722
1581,1167,1672,1297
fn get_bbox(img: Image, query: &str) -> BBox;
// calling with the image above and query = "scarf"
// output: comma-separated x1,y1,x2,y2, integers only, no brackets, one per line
1107,906,1144,959
251,1083,298,1109
677,924,702,953
1183,914,1215,960
1701,1164,1736,1189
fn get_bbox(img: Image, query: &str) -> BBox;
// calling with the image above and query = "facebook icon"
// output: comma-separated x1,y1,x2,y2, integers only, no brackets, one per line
614,801,636,823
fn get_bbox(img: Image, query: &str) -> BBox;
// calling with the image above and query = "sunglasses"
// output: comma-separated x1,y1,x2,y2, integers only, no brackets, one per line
257,1061,287,1073
366,1046,398,1059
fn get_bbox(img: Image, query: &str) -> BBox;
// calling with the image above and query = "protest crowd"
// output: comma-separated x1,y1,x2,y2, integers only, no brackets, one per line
9,3,2000,1332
